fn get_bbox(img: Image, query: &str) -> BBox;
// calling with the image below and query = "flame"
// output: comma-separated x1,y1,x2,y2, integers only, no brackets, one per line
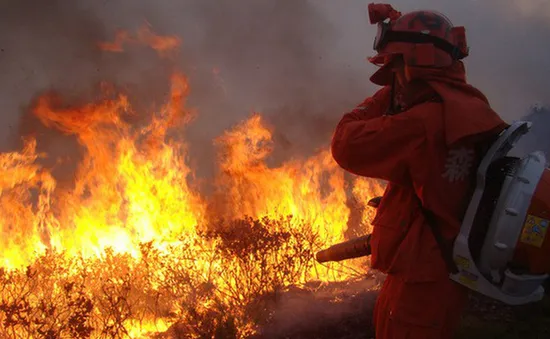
0,27,384,337
98,23,181,57
213,115,350,262
0,138,55,268
352,177,387,234
29,72,203,261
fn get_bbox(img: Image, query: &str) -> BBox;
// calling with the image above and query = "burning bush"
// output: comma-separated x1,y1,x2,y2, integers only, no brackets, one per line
0,217,369,338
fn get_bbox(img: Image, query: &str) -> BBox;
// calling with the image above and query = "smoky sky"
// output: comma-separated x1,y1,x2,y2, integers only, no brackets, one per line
0,0,549,169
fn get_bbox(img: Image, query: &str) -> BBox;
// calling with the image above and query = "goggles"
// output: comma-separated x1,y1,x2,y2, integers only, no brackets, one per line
372,21,468,60
373,20,391,52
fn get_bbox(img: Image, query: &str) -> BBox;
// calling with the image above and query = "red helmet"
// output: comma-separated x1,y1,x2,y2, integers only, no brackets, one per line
367,3,469,85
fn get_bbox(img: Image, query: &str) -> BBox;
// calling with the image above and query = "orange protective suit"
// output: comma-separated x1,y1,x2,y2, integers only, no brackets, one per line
331,61,507,338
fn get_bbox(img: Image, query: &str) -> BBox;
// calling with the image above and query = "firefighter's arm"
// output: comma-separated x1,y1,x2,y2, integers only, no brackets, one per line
331,112,426,184
345,86,391,121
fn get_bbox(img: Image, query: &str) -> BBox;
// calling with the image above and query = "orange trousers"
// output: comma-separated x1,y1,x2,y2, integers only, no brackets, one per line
373,274,468,339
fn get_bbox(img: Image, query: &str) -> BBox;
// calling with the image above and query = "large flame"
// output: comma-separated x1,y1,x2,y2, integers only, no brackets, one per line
0,27,387,338
213,114,349,246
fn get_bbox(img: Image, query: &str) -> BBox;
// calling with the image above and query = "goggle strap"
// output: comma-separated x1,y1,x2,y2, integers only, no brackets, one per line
380,30,467,60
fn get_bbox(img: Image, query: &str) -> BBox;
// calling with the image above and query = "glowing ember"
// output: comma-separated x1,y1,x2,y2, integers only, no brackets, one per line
0,27,386,338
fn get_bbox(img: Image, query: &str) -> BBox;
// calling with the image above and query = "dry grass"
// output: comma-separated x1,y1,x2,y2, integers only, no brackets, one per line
0,216,367,338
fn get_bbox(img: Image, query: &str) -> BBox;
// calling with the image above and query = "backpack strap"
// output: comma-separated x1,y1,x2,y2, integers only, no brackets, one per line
415,197,460,275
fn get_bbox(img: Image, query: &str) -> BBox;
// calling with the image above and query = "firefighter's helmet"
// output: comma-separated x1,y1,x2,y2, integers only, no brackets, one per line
367,3,469,85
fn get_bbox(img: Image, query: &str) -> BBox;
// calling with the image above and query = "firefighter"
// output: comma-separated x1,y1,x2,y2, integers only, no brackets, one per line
331,3,508,338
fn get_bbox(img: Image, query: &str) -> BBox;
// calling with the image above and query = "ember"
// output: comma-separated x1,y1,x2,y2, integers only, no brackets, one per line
0,27,385,338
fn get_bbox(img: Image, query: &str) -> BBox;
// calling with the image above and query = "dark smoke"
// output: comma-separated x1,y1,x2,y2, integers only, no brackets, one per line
0,0,104,150
0,0,175,160
143,0,363,173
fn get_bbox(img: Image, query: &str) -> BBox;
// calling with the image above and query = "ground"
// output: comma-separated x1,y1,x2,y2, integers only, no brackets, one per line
251,274,550,339
457,293,550,339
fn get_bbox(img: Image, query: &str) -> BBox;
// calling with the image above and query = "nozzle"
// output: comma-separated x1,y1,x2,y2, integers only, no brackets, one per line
315,234,372,263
